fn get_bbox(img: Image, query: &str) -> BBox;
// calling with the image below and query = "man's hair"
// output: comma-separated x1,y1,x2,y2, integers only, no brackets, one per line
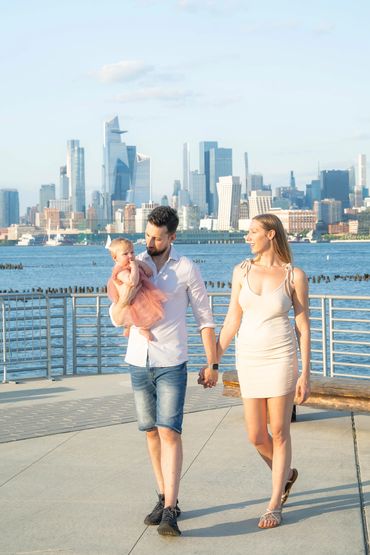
147,206,179,234
109,237,133,255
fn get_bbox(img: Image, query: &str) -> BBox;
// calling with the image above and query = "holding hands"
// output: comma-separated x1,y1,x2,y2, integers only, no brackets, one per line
198,365,219,388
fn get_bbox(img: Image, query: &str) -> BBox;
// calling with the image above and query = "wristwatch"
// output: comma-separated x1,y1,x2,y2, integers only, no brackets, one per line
210,363,219,370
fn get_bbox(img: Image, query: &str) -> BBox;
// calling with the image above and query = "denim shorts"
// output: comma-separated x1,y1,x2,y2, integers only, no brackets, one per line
128,362,188,434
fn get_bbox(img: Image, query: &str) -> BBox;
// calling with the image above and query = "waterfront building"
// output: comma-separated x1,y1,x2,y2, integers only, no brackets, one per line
357,209,370,235
178,188,191,209
124,203,136,234
134,154,150,207
314,198,342,230
68,211,85,230
238,197,250,231
328,222,350,234
0,188,19,227
39,184,56,212
42,208,61,230
67,140,86,214
7,224,38,240
59,165,69,200
189,171,207,215
320,170,350,211
209,147,233,215
25,206,37,226
199,141,218,214
135,202,159,233
248,190,272,219
217,176,241,230
199,216,218,230
179,205,200,231
271,208,316,234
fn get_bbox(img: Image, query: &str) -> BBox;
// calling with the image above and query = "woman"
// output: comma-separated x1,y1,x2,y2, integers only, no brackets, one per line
217,213,311,528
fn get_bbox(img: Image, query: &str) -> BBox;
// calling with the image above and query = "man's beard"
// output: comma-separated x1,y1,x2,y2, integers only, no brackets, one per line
146,246,168,257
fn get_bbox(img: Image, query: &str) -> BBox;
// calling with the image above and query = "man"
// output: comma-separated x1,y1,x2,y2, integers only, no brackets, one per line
110,206,218,536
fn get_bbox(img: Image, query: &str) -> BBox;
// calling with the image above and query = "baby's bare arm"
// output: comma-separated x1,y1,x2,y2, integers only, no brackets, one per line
137,260,153,277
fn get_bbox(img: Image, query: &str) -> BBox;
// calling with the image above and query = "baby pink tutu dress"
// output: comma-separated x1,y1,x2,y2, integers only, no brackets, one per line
107,265,167,329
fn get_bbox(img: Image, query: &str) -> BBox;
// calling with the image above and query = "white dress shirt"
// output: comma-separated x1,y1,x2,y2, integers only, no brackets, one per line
110,245,215,367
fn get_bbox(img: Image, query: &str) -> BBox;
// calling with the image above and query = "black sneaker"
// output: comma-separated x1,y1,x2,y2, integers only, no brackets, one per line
157,506,182,536
144,495,181,526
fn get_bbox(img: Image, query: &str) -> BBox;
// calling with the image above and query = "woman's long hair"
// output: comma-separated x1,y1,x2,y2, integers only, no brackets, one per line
253,213,292,264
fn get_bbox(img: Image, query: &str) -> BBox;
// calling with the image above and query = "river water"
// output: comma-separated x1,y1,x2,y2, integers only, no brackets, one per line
0,241,369,296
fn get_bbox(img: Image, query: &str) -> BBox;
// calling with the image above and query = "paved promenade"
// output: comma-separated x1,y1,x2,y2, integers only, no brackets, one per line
0,373,369,555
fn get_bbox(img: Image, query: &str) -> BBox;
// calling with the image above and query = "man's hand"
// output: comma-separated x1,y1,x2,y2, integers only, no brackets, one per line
198,366,218,388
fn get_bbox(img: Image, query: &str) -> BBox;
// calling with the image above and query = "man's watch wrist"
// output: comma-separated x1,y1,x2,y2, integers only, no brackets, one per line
209,363,219,370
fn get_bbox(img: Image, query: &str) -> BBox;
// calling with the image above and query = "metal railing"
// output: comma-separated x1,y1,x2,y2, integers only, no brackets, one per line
1,292,369,382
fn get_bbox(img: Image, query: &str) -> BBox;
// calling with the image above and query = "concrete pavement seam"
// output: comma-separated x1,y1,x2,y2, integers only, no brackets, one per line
351,412,370,555
0,431,80,489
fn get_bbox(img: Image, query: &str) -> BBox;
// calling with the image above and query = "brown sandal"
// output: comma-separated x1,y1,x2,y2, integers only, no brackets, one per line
258,508,282,528
281,468,298,505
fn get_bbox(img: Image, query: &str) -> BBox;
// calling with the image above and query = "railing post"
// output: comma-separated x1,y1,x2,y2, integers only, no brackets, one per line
96,295,102,374
46,295,52,379
72,296,77,375
62,296,68,376
1,301,7,383
321,296,328,377
328,297,334,377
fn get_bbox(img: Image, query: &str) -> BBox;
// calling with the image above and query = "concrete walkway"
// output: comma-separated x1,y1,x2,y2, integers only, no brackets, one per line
0,374,369,555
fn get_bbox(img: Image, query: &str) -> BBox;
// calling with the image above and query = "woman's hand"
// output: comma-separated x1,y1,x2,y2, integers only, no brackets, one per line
295,374,311,405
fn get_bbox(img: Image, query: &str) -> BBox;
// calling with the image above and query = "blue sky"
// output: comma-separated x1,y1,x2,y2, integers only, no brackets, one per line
1,0,370,211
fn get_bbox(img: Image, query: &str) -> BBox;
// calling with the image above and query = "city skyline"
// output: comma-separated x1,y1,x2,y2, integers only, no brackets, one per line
2,0,370,211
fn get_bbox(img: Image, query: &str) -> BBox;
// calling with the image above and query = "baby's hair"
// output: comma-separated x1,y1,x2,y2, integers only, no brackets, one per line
109,237,134,256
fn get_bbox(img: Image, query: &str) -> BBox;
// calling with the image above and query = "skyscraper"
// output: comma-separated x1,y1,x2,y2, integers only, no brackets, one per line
39,183,56,212
59,166,69,200
209,147,232,215
320,170,350,211
248,190,272,219
189,171,207,215
67,140,85,214
199,141,218,214
134,153,151,207
217,176,241,230
355,154,366,207
182,142,190,193
0,189,19,227
103,116,131,218
243,152,249,198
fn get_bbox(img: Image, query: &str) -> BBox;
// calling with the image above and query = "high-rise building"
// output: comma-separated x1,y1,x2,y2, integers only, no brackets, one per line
290,170,296,189
314,198,342,229
305,179,321,208
182,142,190,193
320,170,349,211
209,147,232,215
135,202,159,233
248,190,272,219
59,166,69,200
39,184,56,212
199,141,218,214
243,152,249,199
250,174,264,191
103,116,132,218
189,171,207,215
67,140,85,214
217,176,241,230
134,154,150,207
355,154,366,207
0,189,19,227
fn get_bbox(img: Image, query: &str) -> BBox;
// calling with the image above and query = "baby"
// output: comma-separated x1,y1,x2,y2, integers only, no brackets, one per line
107,237,166,340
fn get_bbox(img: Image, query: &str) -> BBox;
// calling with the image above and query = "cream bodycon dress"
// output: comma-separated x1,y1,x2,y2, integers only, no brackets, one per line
236,260,298,399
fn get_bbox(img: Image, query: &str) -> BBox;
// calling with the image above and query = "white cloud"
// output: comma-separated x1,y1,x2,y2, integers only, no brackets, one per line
115,86,198,103
98,60,154,83
312,23,335,36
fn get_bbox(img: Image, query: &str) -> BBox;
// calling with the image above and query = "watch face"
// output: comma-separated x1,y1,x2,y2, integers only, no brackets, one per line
212,364,219,370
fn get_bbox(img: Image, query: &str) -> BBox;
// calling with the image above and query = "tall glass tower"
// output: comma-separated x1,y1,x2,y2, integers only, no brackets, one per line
199,141,218,214
209,147,233,215
0,189,19,227
67,140,86,214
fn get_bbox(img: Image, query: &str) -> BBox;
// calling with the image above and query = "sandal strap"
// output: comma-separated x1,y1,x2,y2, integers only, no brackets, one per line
259,508,282,525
